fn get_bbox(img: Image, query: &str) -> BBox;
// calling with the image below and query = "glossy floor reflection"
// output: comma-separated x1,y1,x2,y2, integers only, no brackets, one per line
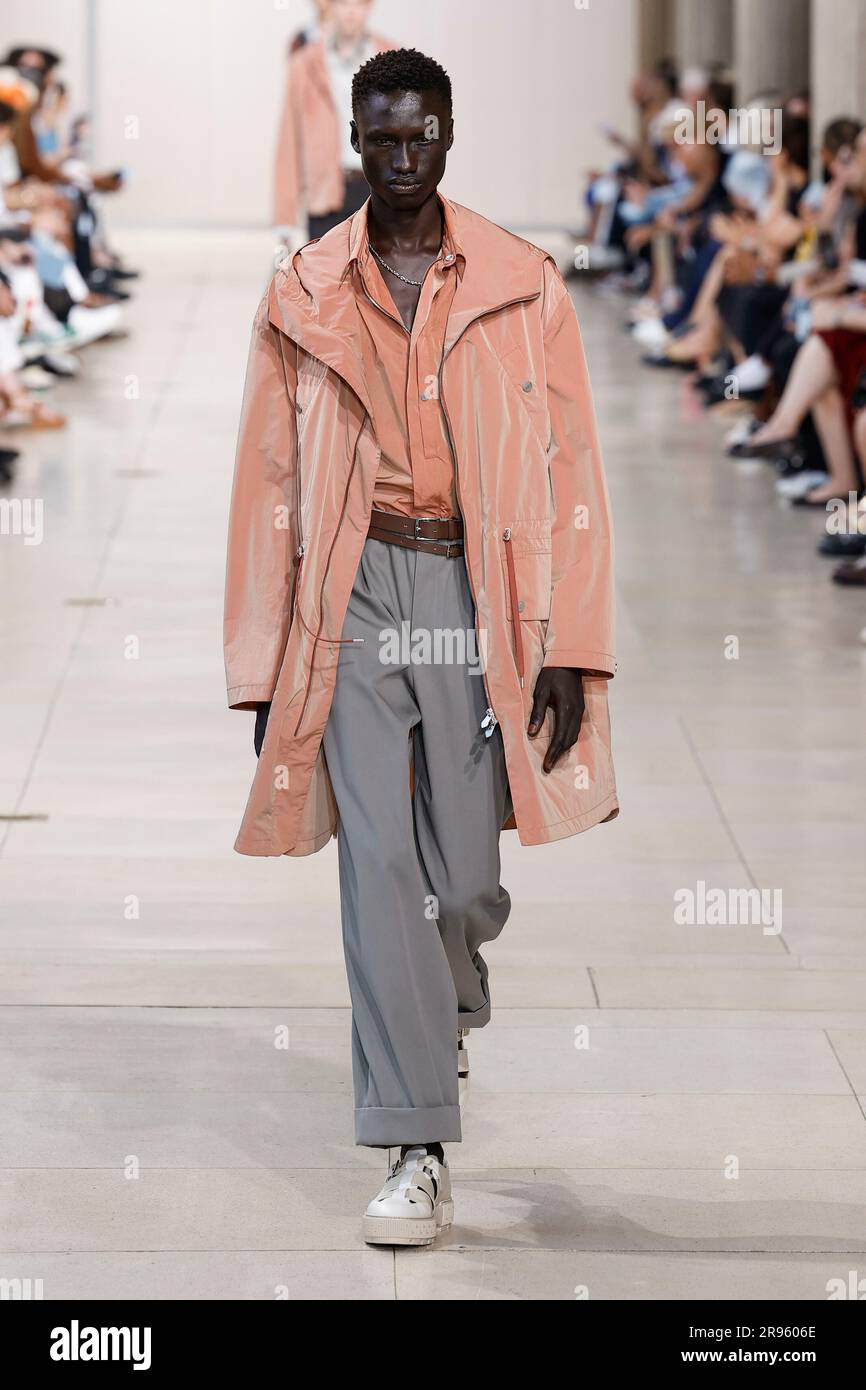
1,230,865,1301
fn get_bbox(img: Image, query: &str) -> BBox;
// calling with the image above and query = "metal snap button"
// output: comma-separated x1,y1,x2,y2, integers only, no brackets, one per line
518,600,525,613
522,380,533,392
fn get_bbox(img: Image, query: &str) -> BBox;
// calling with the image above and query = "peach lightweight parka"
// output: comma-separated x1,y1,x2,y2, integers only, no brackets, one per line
224,195,618,857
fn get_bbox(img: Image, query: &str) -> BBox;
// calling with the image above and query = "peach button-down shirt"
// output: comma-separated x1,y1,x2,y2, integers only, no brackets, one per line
351,201,462,519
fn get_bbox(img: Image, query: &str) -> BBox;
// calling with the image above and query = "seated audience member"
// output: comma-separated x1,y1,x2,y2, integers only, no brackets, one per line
0,41,136,468
583,76,866,603
732,124,866,510
583,60,682,270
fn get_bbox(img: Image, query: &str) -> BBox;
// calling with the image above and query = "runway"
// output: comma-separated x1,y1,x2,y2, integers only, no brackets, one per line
2,228,866,1300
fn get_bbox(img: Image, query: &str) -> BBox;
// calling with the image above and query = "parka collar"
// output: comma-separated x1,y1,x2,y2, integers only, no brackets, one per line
344,190,464,276
267,193,546,414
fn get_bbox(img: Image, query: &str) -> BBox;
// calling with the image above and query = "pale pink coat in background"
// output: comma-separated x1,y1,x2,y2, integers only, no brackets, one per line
272,35,394,227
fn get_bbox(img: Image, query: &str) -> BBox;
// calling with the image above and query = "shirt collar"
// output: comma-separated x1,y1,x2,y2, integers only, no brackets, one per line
325,32,370,65
345,193,465,282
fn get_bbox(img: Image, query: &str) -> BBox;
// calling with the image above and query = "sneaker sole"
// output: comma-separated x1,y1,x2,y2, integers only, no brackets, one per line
363,1199,453,1247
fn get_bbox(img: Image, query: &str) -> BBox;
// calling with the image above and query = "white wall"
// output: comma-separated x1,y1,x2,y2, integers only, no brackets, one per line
3,0,636,230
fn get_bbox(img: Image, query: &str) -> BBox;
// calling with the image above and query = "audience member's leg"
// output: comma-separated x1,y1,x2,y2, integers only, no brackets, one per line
750,334,838,445
808,387,859,502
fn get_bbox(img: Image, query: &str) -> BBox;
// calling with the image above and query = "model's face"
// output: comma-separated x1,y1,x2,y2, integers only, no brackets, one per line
831,139,863,190
352,89,452,210
331,0,371,44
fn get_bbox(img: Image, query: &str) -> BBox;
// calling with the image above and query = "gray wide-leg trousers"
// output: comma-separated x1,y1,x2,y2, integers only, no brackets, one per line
322,536,512,1147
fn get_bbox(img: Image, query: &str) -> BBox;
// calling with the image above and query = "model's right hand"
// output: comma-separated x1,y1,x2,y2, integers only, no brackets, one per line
254,702,271,758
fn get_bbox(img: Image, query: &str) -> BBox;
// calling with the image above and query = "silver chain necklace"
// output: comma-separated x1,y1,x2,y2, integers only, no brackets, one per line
369,243,437,287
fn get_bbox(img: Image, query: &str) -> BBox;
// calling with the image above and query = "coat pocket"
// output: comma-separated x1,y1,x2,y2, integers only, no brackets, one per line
500,532,553,620
500,526,552,689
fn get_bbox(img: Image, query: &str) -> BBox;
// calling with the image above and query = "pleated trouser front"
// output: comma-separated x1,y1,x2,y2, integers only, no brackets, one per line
322,536,512,1147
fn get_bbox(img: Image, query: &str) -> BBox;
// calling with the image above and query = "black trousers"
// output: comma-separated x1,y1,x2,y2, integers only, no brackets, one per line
308,172,369,241
717,283,788,359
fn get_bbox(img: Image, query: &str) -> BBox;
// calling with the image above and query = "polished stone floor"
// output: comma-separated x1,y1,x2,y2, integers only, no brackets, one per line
1,230,865,1301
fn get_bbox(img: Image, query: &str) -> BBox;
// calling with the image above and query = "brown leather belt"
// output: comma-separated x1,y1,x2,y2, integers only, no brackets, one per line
367,508,465,559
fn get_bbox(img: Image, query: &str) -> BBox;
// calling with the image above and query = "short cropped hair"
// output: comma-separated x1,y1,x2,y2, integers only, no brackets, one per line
352,48,452,119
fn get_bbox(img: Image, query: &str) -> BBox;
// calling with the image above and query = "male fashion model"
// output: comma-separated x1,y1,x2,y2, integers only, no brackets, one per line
272,0,394,244
225,48,618,1247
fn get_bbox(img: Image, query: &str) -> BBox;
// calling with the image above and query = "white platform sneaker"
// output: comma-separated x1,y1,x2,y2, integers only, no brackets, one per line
363,1146,453,1246
458,1028,470,1110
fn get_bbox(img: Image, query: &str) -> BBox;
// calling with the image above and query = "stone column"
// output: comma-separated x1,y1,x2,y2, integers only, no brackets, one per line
733,0,809,101
638,0,675,72
811,0,866,157
675,0,733,69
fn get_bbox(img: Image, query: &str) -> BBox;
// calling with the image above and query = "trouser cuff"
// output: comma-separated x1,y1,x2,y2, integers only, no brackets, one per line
458,996,490,1028
355,1104,462,1148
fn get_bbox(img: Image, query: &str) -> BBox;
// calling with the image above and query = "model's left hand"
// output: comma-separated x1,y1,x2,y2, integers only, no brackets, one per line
528,667,585,773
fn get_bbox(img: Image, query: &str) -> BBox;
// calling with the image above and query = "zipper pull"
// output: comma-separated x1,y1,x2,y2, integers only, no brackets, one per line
480,707,498,738
291,543,305,620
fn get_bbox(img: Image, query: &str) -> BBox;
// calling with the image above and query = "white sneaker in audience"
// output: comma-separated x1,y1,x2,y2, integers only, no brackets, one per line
19,364,55,390
584,243,625,271
39,351,80,378
725,418,759,447
20,315,73,359
626,296,661,324
67,303,124,347
726,354,771,393
632,317,670,351
775,470,828,499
